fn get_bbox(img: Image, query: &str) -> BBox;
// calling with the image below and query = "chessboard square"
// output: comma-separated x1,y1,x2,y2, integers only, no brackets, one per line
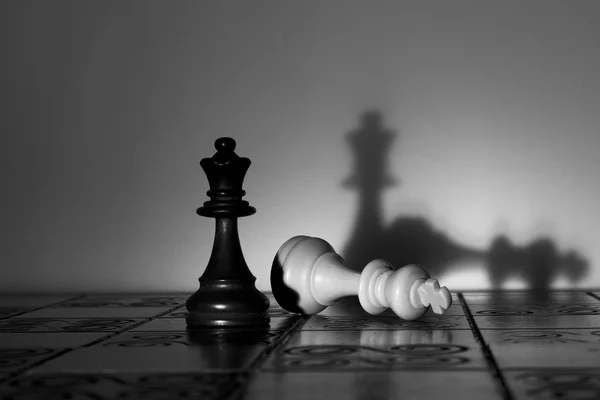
131,316,299,332
30,343,265,373
262,329,485,371
158,306,187,318
102,329,286,348
504,369,600,400
300,315,471,331
462,291,598,305
468,303,600,316
0,348,64,375
245,371,504,400
481,328,600,368
0,333,112,349
0,373,242,400
15,307,172,319
60,294,188,308
473,315,600,329
0,308,29,319
0,296,79,308
0,318,144,333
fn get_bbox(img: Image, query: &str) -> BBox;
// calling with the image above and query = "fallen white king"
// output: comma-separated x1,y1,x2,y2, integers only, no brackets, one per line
271,236,452,320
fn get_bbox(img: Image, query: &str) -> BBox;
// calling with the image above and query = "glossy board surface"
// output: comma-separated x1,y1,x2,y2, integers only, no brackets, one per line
0,291,599,399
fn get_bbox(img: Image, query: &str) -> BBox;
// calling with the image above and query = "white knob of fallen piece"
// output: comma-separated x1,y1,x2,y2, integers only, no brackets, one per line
270,236,452,320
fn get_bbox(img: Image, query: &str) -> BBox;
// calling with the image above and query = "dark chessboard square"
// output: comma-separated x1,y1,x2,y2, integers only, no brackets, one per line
300,315,470,331
29,338,267,373
0,318,144,333
158,306,187,318
0,296,78,308
462,291,598,305
245,371,504,400
504,369,600,400
0,348,63,374
0,308,29,319
59,295,188,308
473,315,600,329
100,330,285,348
0,333,113,349
468,303,600,316
131,316,300,332
481,328,600,368
262,329,485,371
15,307,173,319
0,373,242,400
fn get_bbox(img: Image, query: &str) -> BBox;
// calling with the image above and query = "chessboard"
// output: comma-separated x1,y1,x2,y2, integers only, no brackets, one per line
1,291,600,400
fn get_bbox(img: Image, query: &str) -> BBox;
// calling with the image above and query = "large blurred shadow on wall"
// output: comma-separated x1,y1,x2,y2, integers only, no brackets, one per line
341,110,588,291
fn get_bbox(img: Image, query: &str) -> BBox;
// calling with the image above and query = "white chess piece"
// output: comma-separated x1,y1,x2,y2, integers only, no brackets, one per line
271,236,452,320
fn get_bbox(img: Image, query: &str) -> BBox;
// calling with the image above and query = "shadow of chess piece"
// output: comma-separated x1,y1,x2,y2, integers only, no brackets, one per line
186,137,270,328
341,110,396,273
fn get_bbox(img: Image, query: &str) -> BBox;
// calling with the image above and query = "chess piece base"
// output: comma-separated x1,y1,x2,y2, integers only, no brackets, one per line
186,310,270,329
186,280,270,328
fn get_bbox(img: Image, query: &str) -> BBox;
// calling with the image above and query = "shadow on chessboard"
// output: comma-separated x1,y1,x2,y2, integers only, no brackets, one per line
340,110,589,291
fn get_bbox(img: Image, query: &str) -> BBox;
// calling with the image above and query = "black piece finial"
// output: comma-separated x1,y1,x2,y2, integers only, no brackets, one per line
186,137,270,328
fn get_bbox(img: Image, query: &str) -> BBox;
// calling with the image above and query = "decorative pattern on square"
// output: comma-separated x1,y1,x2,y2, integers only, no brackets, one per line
16,307,172,319
0,373,243,400
504,369,600,400
0,348,63,375
0,318,143,333
58,295,187,308
31,331,274,373
473,315,600,329
0,308,28,319
481,329,600,368
0,333,113,349
246,371,504,400
102,330,285,348
262,330,485,371
468,303,600,316
300,315,470,330
462,292,598,305
159,306,188,318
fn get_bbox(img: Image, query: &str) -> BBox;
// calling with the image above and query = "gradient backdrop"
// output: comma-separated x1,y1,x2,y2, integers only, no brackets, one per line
3,1,600,293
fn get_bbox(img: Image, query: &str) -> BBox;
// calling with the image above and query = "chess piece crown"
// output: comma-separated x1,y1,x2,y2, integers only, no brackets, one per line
197,137,255,218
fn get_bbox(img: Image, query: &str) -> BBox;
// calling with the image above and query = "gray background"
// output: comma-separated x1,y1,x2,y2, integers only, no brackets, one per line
2,0,599,293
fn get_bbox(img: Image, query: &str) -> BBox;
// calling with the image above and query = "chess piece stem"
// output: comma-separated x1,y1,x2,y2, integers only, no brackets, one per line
271,236,452,320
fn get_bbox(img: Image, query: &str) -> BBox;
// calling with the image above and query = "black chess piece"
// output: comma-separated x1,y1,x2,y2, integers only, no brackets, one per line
186,137,270,328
